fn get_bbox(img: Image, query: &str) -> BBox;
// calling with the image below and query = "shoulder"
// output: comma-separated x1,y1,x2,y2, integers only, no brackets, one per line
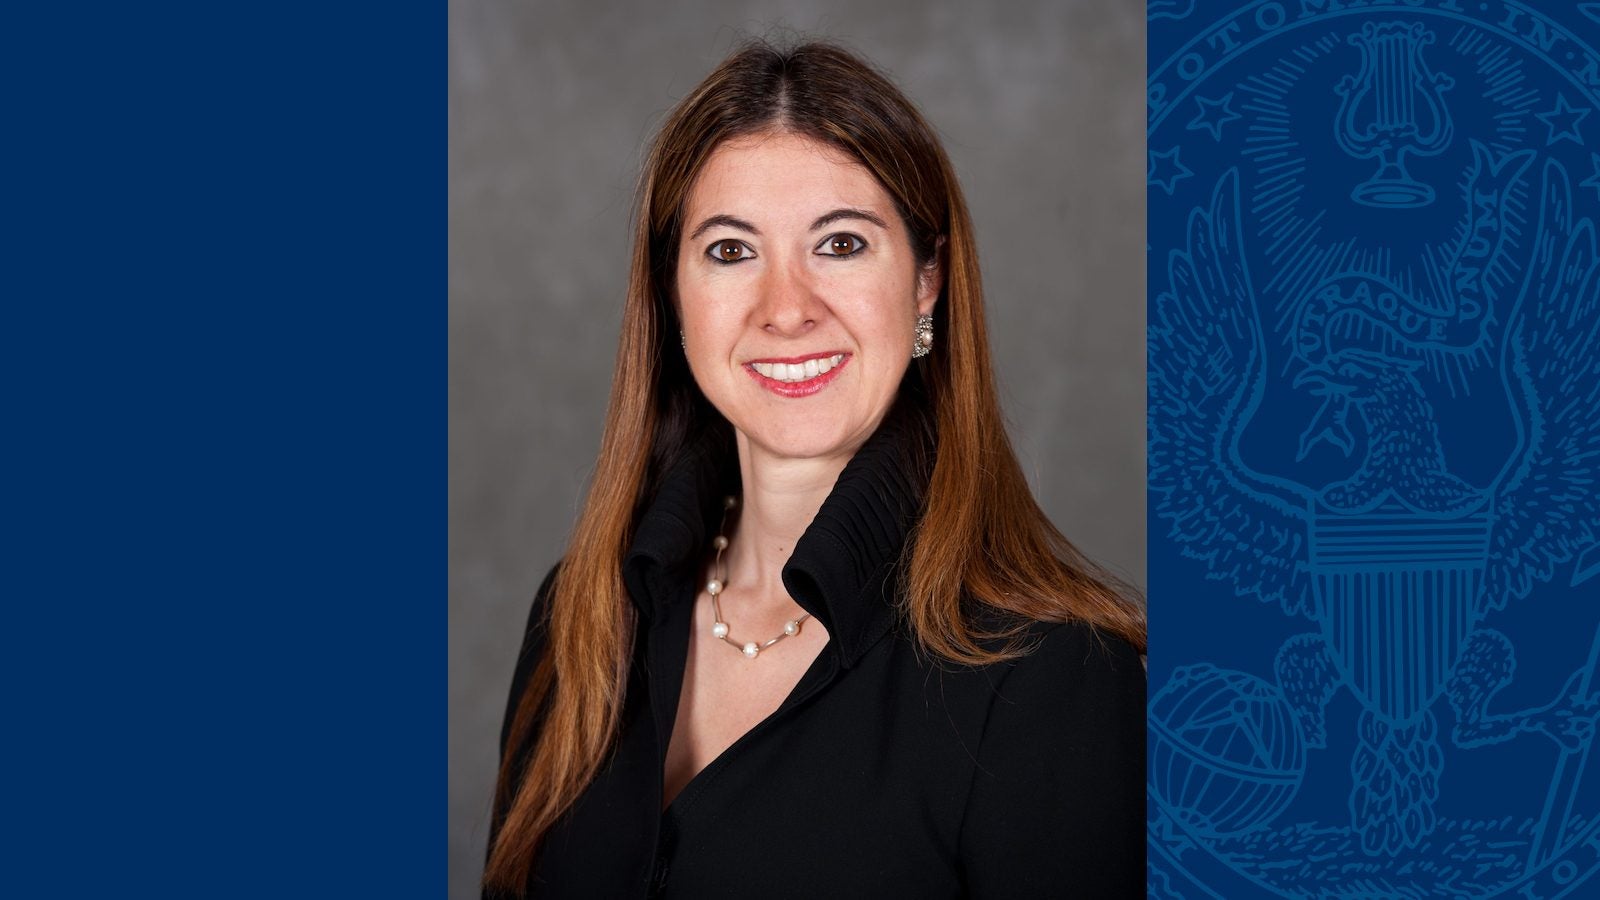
979,618,1146,741
958,618,1146,893
497,560,562,755
521,561,562,641
994,619,1145,697
509,560,562,677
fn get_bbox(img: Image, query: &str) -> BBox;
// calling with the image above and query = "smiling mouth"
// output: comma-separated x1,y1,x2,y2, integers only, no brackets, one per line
748,354,846,383
743,353,851,397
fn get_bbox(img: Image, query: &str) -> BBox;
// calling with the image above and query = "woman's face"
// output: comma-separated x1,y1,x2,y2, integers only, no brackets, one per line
675,131,941,464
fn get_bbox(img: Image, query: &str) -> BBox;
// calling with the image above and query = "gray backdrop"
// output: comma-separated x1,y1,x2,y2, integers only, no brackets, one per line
449,3,1145,897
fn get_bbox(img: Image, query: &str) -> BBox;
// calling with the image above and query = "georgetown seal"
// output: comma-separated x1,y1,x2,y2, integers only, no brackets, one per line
1148,3,1600,896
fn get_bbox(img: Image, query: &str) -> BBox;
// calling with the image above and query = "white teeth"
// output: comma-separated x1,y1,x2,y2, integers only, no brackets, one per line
751,354,847,383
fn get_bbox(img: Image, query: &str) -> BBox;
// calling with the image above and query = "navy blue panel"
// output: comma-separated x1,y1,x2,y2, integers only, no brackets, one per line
1148,3,1600,896
4,5,443,897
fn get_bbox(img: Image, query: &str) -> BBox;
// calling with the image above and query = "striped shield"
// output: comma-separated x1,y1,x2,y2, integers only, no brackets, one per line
1309,491,1492,724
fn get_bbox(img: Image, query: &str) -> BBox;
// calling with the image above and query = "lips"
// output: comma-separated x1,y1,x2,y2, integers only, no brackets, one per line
743,352,851,398
749,353,846,383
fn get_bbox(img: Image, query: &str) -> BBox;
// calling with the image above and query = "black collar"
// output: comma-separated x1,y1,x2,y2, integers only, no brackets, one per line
622,404,932,669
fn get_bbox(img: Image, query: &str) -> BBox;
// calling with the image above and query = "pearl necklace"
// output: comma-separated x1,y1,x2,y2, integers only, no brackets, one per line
706,495,811,659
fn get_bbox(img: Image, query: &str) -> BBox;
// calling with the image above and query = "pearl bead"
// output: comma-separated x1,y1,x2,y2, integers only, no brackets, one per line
713,535,728,550
724,495,738,509
707,579,722,595
742,642,759,658
712,622,729,638
784,620,799,636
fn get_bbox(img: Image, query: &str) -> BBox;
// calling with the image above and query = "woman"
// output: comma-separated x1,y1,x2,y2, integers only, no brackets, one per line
483,40,1146,898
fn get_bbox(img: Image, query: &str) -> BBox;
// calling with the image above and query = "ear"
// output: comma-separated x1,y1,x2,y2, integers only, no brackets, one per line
915,236,946,317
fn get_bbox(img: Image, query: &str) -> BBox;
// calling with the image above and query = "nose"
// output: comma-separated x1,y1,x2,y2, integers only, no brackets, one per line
756,259,822,337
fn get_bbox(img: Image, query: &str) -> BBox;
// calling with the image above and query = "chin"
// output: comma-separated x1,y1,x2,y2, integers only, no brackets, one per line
737,417,869,463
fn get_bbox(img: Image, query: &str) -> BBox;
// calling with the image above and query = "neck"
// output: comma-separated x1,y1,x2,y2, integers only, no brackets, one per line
720,430,854,612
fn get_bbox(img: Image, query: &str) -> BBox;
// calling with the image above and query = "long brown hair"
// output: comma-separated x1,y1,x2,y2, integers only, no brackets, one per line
484,39,1146,894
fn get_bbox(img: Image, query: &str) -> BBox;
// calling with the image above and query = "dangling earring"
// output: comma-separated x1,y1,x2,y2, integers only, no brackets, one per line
680,330,686,352
911,313,934,359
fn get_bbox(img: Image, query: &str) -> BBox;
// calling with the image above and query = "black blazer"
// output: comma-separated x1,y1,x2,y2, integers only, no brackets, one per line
486,414,1146,898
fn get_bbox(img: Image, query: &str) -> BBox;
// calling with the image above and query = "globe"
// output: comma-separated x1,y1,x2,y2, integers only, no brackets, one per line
1150,664,1307,837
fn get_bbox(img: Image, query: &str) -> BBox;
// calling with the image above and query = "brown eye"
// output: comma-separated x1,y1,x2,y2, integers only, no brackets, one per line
819,234,865,257
709,240,751,263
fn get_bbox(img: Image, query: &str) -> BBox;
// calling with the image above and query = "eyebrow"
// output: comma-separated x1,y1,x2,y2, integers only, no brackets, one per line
687,214,759,241
685,207,890,242
809,207,889,232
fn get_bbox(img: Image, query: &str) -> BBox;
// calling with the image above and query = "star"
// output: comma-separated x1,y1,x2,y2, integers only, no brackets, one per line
1188,92,1241,142
1582,153,1600,202
1148,146,1193,195
1536,93,1589,146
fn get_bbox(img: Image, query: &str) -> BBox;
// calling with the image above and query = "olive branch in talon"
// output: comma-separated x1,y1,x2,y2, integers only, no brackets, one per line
1446,628,1600,753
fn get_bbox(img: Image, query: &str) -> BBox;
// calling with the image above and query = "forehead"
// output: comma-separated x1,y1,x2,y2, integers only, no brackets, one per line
684,132,893,221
